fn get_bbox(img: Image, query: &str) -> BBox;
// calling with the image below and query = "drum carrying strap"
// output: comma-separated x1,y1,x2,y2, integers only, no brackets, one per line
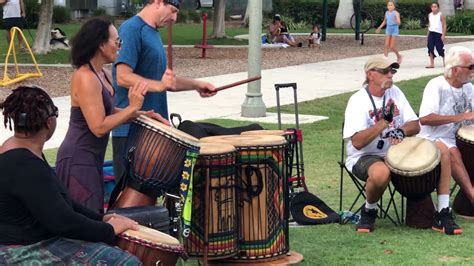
180,149,198,237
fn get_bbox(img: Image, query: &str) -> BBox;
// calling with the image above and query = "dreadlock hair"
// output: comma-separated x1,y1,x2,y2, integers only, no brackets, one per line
70,17,113,68
0,85,58,135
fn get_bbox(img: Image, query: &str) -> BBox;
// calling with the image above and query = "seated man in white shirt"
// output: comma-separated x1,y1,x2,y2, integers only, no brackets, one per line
418,46,474,219
344,55,462,235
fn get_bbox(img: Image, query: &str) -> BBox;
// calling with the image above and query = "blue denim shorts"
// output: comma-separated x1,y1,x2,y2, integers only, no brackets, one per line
385,25,399,36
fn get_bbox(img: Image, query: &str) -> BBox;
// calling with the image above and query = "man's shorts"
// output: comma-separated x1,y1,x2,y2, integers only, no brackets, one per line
352,155,384,181
385,25,399,36
3,17,24,30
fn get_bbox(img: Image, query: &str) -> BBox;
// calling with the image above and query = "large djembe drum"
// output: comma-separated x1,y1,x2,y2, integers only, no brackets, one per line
116,224,186,265
113,115,200,208
201,135,289,261
453,125,474,217
385,137,441,228
184,143,239,259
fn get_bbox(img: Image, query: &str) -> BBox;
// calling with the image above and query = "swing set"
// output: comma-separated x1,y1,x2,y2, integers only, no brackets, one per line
0,26,42,87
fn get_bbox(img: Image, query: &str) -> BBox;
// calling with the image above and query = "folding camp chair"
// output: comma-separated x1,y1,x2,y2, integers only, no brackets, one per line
338,120,403,226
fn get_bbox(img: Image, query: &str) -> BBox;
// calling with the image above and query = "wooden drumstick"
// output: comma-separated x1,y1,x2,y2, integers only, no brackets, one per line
167,23,173,70
215,75,262,92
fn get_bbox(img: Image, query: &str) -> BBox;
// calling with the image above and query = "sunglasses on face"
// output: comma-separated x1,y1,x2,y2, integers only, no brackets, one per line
371,67,397,75
456,64,474,70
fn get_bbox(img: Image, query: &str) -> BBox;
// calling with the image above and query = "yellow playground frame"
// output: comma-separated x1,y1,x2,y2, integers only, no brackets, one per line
0,26,42,87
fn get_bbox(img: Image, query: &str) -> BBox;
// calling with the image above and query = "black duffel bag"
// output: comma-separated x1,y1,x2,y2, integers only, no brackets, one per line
170,113,263,139
107,205,170,233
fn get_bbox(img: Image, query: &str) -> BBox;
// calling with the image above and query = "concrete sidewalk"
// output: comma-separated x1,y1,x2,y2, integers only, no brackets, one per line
1,41,473,149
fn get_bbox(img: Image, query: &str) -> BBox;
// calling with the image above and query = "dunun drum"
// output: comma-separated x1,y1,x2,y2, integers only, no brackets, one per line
114,115,200,208
386,137,440,228
453,125,474,217
116,224,185,266
184,143,238,259
201,135,289,261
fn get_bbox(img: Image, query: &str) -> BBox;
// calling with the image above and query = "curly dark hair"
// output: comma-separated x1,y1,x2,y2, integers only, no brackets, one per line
70,17,113,68
0,86,58,135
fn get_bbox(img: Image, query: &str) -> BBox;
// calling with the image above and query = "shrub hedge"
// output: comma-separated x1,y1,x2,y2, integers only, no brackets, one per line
447,10,474,35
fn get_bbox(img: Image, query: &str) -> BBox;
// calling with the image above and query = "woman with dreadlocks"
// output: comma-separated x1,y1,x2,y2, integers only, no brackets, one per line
0,85,140,264
55,17,151,213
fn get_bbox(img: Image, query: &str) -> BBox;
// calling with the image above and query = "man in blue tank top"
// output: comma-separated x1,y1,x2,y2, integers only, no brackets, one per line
112,0,217,183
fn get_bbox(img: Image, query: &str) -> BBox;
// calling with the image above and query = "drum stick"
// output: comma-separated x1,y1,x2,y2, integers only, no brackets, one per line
215,75,262,92
167,23,173,70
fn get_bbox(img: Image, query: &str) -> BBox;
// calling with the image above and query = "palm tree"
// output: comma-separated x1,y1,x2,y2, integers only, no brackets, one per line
211,0,226,38
33,0,54,54
335,0,354,28
439,0,455,16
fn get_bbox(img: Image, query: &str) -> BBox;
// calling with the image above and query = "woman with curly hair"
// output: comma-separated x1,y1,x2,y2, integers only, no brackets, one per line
55,17,148,213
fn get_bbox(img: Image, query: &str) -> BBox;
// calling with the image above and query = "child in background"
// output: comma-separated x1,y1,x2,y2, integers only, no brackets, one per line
308,25,321,48
426,2,446,68
376,0,402,64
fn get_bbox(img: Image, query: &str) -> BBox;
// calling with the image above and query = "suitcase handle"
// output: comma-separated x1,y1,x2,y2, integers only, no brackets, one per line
274,83,299,129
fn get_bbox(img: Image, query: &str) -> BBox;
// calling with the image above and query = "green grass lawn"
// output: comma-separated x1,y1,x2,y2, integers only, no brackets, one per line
43,74,474,265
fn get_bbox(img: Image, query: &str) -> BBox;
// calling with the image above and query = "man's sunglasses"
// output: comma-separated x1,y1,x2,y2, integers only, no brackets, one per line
371,67,397,75
456,64,474,70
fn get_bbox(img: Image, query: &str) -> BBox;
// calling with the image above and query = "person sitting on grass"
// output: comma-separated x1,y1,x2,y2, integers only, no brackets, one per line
308,24,321,48
267,14,302,47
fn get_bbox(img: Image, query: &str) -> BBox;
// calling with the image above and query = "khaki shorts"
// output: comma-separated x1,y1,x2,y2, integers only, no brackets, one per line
352,155,384,181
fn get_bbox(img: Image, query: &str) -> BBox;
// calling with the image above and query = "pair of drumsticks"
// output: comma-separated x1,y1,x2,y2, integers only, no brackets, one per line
166,24,261,92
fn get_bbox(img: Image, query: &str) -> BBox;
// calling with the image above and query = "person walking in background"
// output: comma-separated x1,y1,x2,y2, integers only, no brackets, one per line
55,17,148,214
376,0,402,64
2,0,25,49
426,2,446,68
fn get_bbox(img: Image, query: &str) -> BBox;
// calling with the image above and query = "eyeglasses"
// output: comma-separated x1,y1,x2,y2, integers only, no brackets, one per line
372,68,397,75
113,38,123,49
456,64,474,70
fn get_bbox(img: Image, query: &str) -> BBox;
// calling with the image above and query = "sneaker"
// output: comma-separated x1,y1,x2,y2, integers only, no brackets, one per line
356,206,377,233
432,207,463,235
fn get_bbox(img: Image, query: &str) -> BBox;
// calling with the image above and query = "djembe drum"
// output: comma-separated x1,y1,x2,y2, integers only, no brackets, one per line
453,125,474,217
184,143,238,260
241,129,304,192
201,135,289,261
113,115,200,208
116,224,186,265
385,137,441,228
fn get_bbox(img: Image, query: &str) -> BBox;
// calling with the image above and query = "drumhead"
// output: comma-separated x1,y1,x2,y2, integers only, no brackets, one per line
240,130,286,136
200,134,286,147
386,137,440,176
135,115,200,148
120,225,180,246
457,125,474,144
199,143,236,155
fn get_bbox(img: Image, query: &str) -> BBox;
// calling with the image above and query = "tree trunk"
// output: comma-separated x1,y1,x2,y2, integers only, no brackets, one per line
464,0,474,9
244,1,250,26
211,0,226,38
439,0,455,16
335,0,354,28
33,0,54,54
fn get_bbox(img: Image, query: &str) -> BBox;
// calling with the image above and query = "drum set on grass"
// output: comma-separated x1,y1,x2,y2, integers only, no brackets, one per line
110,115,304,265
